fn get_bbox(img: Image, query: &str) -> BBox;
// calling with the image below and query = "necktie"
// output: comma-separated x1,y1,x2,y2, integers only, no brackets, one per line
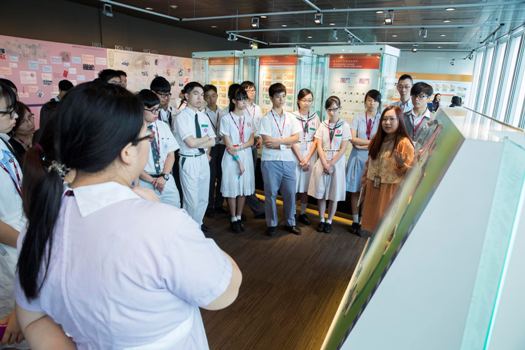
366,118,373,140
195,113,205,154
148,124,161,174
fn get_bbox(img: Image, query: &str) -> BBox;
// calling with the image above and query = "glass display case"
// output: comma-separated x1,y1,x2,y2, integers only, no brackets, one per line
192,50,244,107
242,48,316,115
310,45,400,123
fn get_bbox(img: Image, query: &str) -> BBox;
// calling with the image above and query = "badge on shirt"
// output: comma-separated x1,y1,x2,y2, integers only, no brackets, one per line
335,129,343,137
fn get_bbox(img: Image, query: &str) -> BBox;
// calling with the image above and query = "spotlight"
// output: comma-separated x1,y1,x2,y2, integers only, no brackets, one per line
251,17,260,28
227,33,238,41
102,3,114,18
314,12,323,25
412,48,418,52
250,41,258,49
384,10,394,25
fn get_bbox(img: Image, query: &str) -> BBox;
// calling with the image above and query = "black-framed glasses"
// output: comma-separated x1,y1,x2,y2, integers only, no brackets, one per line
414,93,429,100
131,131,154,145
154,91,172,98
0,110,16,119
145,107,160,114
327,107,341,112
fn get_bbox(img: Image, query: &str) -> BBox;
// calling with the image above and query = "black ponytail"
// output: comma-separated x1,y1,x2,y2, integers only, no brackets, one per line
227,83,242,112
18,81,144,299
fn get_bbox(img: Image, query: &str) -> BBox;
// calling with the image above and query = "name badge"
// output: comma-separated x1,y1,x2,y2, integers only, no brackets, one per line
280,144,287,151
373,175,381,188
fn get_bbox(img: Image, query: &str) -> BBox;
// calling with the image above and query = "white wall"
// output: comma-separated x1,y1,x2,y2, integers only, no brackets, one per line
397,51,474,75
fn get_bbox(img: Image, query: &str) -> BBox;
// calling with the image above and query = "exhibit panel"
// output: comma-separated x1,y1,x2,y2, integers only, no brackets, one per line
320,107,525,350
311,45,400,123
192,50,244,107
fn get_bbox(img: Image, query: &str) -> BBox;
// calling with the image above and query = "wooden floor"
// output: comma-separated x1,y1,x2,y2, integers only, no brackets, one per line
202,205,367,350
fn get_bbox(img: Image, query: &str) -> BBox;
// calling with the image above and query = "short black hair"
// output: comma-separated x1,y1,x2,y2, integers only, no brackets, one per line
116,70,127,77
241,81,256,90
58,80,74,92
98,69,120,83
269,83,286,98
398,74,413,83
150,76,171,93
411,82,434,97
137,89,160,108
365,89,381,104
183,81,204,95
203,84,218,94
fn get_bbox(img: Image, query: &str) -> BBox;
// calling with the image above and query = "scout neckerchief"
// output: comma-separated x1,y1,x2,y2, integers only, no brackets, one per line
229,112,245,144
0,139,22,196
271,110,286,137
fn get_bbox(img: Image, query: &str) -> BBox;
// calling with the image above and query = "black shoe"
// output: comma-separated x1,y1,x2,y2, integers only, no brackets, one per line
323,223,332,233
317,222,325,232
350,222,362,236
201,224,209,233
266,226,277,237
238,220,245,232
297,214,311,225
254,212,265,219
231,221,242,234
285,225,302,235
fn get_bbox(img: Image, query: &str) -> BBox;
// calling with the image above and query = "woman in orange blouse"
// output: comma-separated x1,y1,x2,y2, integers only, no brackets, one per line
360,105,414,234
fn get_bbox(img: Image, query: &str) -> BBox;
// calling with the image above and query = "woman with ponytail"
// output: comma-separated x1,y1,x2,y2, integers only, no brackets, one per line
16,81,241,349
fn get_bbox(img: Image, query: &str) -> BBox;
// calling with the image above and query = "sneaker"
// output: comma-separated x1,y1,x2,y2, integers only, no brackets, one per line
297,214,311,225
323,223,332,233
317,222,325,232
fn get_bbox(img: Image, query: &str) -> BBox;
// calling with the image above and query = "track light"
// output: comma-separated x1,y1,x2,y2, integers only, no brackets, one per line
102,3,114,18
227,33,237,41
250,41,258,49
419,28,428,39
314,12,323,25
251,17,259,28
384,10,394,25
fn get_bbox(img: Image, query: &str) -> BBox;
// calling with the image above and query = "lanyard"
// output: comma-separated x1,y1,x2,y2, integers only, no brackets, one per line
271,111,286,137
327,119,342,150
206,110,217,132
297,111,315,136
365,112,373,140
229,112,245,143
412,112,427,136
152,121,161,152
0,152,22,197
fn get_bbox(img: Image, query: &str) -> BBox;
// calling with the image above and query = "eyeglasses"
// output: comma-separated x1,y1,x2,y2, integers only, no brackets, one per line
300,99,313,103
327,107,341,112
155,91,172,98
145,107,160,114
245,88,256,93
0,110,16,119
414,94,429,100
131,131,154,145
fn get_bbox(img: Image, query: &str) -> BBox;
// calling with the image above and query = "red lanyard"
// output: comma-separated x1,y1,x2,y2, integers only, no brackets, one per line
271,111,286,137
298,111,314,136
327,120,341,149
0,156,22,197
365,112,373,140
230,112,245,143
412,113,426,136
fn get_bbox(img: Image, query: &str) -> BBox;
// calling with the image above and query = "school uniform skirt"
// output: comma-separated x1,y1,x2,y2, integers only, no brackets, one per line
346,148,369,192
220,148,255,198
295,142,317,193
308,156,347,202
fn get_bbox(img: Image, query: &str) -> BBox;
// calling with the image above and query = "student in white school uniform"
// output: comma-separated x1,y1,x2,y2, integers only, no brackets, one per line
203,84,226,216
392,74,414,113
291,88,320,226
151,76,175,127
137,89,181,208
259,83,301,236
0,81,27,348
345,89,381,235
174,82,216,231
240,81,266,219
220,88,255,234
402,82,434,146
15,82,241,349
308,96,351,233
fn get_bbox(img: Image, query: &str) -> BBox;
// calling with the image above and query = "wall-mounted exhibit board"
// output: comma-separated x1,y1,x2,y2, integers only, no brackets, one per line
243,48,316,115
0,34,107,123
107,49,192,101
394,72,473,107
192,51,243,108
320,107,525,350
311,45,400,123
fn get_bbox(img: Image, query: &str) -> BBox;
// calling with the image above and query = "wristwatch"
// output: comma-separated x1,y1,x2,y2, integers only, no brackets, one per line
160,173,170,180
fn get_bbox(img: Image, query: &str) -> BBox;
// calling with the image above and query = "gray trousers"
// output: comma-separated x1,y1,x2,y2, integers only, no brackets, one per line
261,160,297,227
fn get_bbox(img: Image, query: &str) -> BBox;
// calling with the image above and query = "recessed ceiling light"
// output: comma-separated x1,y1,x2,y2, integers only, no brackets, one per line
392,34,398,37
440,34,446,37
260,15,267,19
329,23,335,26
307,35,313,39
443,20,451,23
438,46,442,48
282,24,287,27
446,7,455,11
211,25,217,28
376,10,384,14
169,4,178,9
145,7,153,10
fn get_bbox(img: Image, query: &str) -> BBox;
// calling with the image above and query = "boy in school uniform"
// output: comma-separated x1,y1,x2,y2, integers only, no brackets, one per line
151,76,175,128
241,80,265,219
259,83,301,236
402,82,434,144
393,74,414,113
137,89,181,208
203,84,226,216
174,82,216,231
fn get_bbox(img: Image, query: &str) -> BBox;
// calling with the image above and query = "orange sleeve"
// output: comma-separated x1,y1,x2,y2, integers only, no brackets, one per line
394,138,415,175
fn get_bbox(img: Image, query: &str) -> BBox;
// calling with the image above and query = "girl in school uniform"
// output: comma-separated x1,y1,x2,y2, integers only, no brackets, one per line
291,89,320,225
345,89,381,235
220,88,255,233
308,96,351,233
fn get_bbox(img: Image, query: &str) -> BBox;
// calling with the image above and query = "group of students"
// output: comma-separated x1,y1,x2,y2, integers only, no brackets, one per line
0,70,438,348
